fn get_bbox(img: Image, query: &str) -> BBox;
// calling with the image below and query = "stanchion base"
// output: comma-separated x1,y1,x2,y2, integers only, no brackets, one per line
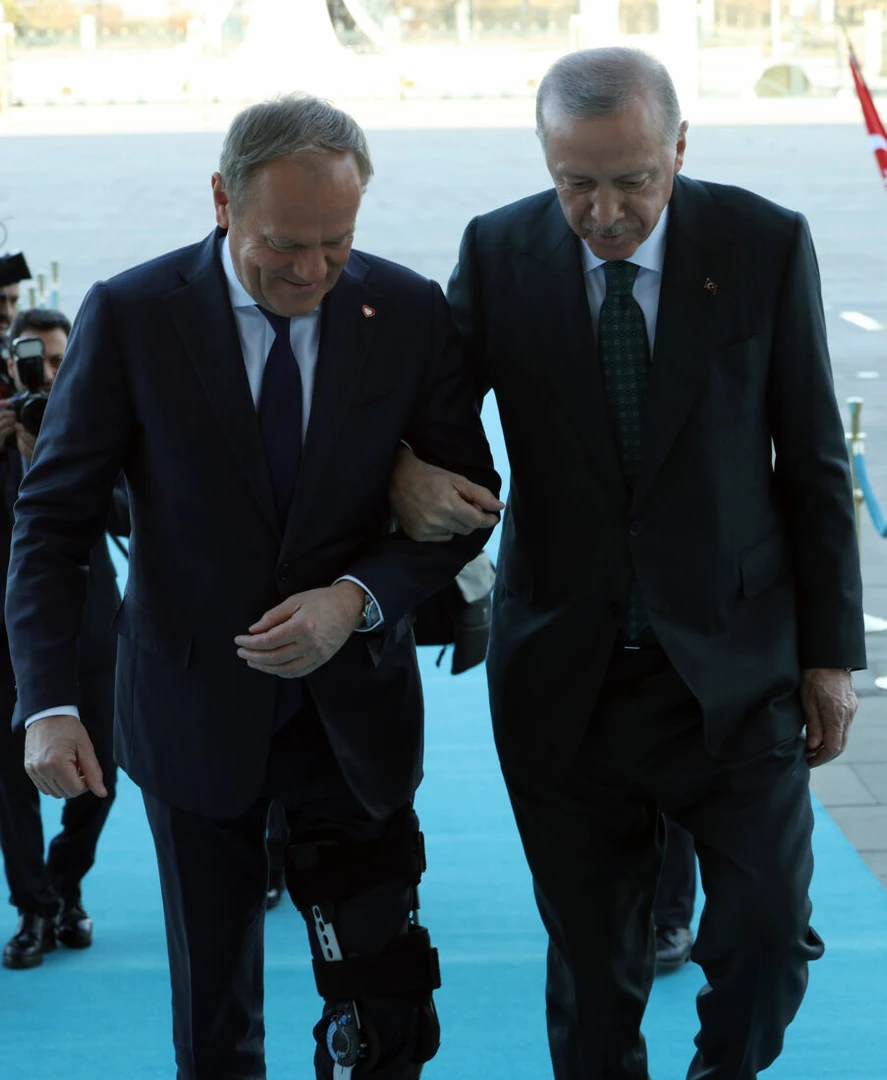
864,613,887,634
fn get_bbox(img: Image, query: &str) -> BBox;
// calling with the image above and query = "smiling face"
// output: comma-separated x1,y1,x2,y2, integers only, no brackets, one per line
542,94,687,261
212,152,362,317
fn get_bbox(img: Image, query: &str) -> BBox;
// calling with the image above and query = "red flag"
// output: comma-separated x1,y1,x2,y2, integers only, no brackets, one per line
849,47,887,188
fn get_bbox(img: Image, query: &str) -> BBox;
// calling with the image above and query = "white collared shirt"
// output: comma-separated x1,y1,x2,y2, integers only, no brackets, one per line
579,205,669,356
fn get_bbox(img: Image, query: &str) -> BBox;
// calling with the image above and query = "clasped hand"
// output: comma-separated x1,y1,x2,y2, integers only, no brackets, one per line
801,667,857,767
389,446,503,542
235,581,365,678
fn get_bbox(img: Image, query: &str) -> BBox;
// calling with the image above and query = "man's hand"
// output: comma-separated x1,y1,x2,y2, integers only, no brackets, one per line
800,668,857,768
235,581,365,678
389,446,503,542
24,714,108,799
0,400,17,443
15,422,36,462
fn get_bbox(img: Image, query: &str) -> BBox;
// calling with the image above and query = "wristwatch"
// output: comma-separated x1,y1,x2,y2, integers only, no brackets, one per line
362,593,381,631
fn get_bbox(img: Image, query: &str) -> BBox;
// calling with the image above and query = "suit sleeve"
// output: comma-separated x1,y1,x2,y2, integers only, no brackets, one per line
341,279,500,626
768,214,865,669
5,282,133,721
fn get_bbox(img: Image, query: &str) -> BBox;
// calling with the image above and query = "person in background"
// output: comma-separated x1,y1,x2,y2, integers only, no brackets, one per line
0,307,128,969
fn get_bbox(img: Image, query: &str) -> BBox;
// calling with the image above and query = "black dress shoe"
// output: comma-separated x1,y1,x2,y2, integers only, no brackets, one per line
266,870,285,910
56,900,93,949
655,925,693,973
2,912,57,969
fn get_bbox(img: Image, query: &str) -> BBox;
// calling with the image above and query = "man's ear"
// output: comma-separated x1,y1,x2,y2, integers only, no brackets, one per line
211,172,231,229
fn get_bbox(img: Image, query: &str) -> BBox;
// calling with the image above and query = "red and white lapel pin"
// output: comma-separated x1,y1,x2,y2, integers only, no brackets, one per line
703,278,718,295
361,304,376,318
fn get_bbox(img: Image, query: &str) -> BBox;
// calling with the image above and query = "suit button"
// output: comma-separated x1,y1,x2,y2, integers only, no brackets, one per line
628,521,644,537
277,563,291,580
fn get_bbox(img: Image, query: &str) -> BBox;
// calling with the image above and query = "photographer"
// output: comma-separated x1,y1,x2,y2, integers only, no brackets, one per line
0,255,28,368
0,308,128,969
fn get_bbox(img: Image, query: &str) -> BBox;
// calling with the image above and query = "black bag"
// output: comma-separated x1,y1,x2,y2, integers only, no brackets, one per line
412,551,495,675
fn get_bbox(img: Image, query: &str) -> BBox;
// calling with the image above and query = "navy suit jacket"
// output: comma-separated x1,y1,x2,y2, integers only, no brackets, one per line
5,231,497,818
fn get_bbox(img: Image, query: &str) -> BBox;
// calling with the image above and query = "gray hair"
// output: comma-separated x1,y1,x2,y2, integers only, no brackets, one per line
218,93,374,213
536,48,682,146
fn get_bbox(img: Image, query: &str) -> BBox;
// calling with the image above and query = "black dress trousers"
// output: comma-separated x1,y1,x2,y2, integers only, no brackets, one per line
502,644,823,1080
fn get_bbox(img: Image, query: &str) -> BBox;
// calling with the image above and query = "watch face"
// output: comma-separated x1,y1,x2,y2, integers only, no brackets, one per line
364,597,379,628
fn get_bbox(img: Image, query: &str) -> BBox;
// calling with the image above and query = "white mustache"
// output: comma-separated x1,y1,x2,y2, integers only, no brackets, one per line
587,223,634,238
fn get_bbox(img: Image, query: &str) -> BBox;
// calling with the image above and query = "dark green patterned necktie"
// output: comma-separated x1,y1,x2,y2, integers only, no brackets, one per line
599,260,650,640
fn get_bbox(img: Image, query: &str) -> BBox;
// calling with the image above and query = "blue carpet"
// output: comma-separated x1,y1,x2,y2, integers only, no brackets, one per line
1,650,885,1079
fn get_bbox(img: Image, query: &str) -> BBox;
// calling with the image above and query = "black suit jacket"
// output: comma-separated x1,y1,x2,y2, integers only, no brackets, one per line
448,175,864,780
5,231,497,818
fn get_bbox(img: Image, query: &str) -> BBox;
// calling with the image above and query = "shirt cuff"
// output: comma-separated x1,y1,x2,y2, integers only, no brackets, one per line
334,576,384,632
25,706,80,729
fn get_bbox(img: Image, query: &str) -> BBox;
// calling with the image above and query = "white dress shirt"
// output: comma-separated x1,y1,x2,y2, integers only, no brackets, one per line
580,205,669,354
25,238,380,729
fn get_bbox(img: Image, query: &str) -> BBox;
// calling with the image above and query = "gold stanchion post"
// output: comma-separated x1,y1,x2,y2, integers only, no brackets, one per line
846,397,887,635
846,397,865,551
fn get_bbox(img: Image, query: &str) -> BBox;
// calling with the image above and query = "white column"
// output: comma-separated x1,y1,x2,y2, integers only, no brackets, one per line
864,9,884,79
657,0,699,107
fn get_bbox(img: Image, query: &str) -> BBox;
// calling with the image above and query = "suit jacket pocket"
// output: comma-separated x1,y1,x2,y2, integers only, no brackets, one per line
739,530,791,599
112,597,194,668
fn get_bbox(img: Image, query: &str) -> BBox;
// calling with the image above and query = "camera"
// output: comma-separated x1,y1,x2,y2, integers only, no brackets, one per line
8,337,49,437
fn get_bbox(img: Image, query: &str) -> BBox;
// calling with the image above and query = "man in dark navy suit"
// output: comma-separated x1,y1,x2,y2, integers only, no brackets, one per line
5,96,497,1079
0,307,128,969
390,47,863,1080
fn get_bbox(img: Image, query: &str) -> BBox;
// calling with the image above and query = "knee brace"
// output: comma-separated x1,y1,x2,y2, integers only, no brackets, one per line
285,814,441,1075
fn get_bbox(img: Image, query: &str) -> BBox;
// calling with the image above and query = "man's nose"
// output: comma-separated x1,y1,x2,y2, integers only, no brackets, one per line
589,187,623,227
291,247,328,282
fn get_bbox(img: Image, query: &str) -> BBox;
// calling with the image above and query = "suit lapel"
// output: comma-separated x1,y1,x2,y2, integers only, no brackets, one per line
517,197,626,502
283,255,378,541
165,230,279,538
633,177,739,506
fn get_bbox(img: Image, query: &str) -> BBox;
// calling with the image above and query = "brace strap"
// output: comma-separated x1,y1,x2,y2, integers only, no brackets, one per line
286,827,426,907
313,925,441,1002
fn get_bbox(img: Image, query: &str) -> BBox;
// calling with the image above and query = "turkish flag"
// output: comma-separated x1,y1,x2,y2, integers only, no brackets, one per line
850,47,887,188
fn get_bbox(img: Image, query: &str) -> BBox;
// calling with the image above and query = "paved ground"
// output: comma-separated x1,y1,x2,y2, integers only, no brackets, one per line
1,98,886,884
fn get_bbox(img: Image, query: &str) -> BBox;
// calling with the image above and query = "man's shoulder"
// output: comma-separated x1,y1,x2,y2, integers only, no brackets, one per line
98,234,214,298
473,189,557,235
348,249,438,298
677,175,803,236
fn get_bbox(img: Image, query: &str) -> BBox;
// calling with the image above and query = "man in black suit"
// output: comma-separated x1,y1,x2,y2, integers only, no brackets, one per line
390,48,863,1079
6,96,497,1079
0,307,127,969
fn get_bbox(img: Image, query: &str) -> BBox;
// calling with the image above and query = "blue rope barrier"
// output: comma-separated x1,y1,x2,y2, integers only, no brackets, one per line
853,450,887,537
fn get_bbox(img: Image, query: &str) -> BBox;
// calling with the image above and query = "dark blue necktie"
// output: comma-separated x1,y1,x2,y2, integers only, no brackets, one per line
598,261,650,641
256,305,303,525
256,305,304,727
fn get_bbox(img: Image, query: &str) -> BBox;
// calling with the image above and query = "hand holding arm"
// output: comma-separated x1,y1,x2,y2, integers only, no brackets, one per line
800,668,857,767
389,445,503,542
24,714,108,799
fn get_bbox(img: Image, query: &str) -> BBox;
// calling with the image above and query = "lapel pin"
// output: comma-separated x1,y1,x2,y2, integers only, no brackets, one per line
361,304,376,318
703,277,718,295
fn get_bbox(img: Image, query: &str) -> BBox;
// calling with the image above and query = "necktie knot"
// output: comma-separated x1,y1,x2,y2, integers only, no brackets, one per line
603,260,640,297
256,304,290,339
